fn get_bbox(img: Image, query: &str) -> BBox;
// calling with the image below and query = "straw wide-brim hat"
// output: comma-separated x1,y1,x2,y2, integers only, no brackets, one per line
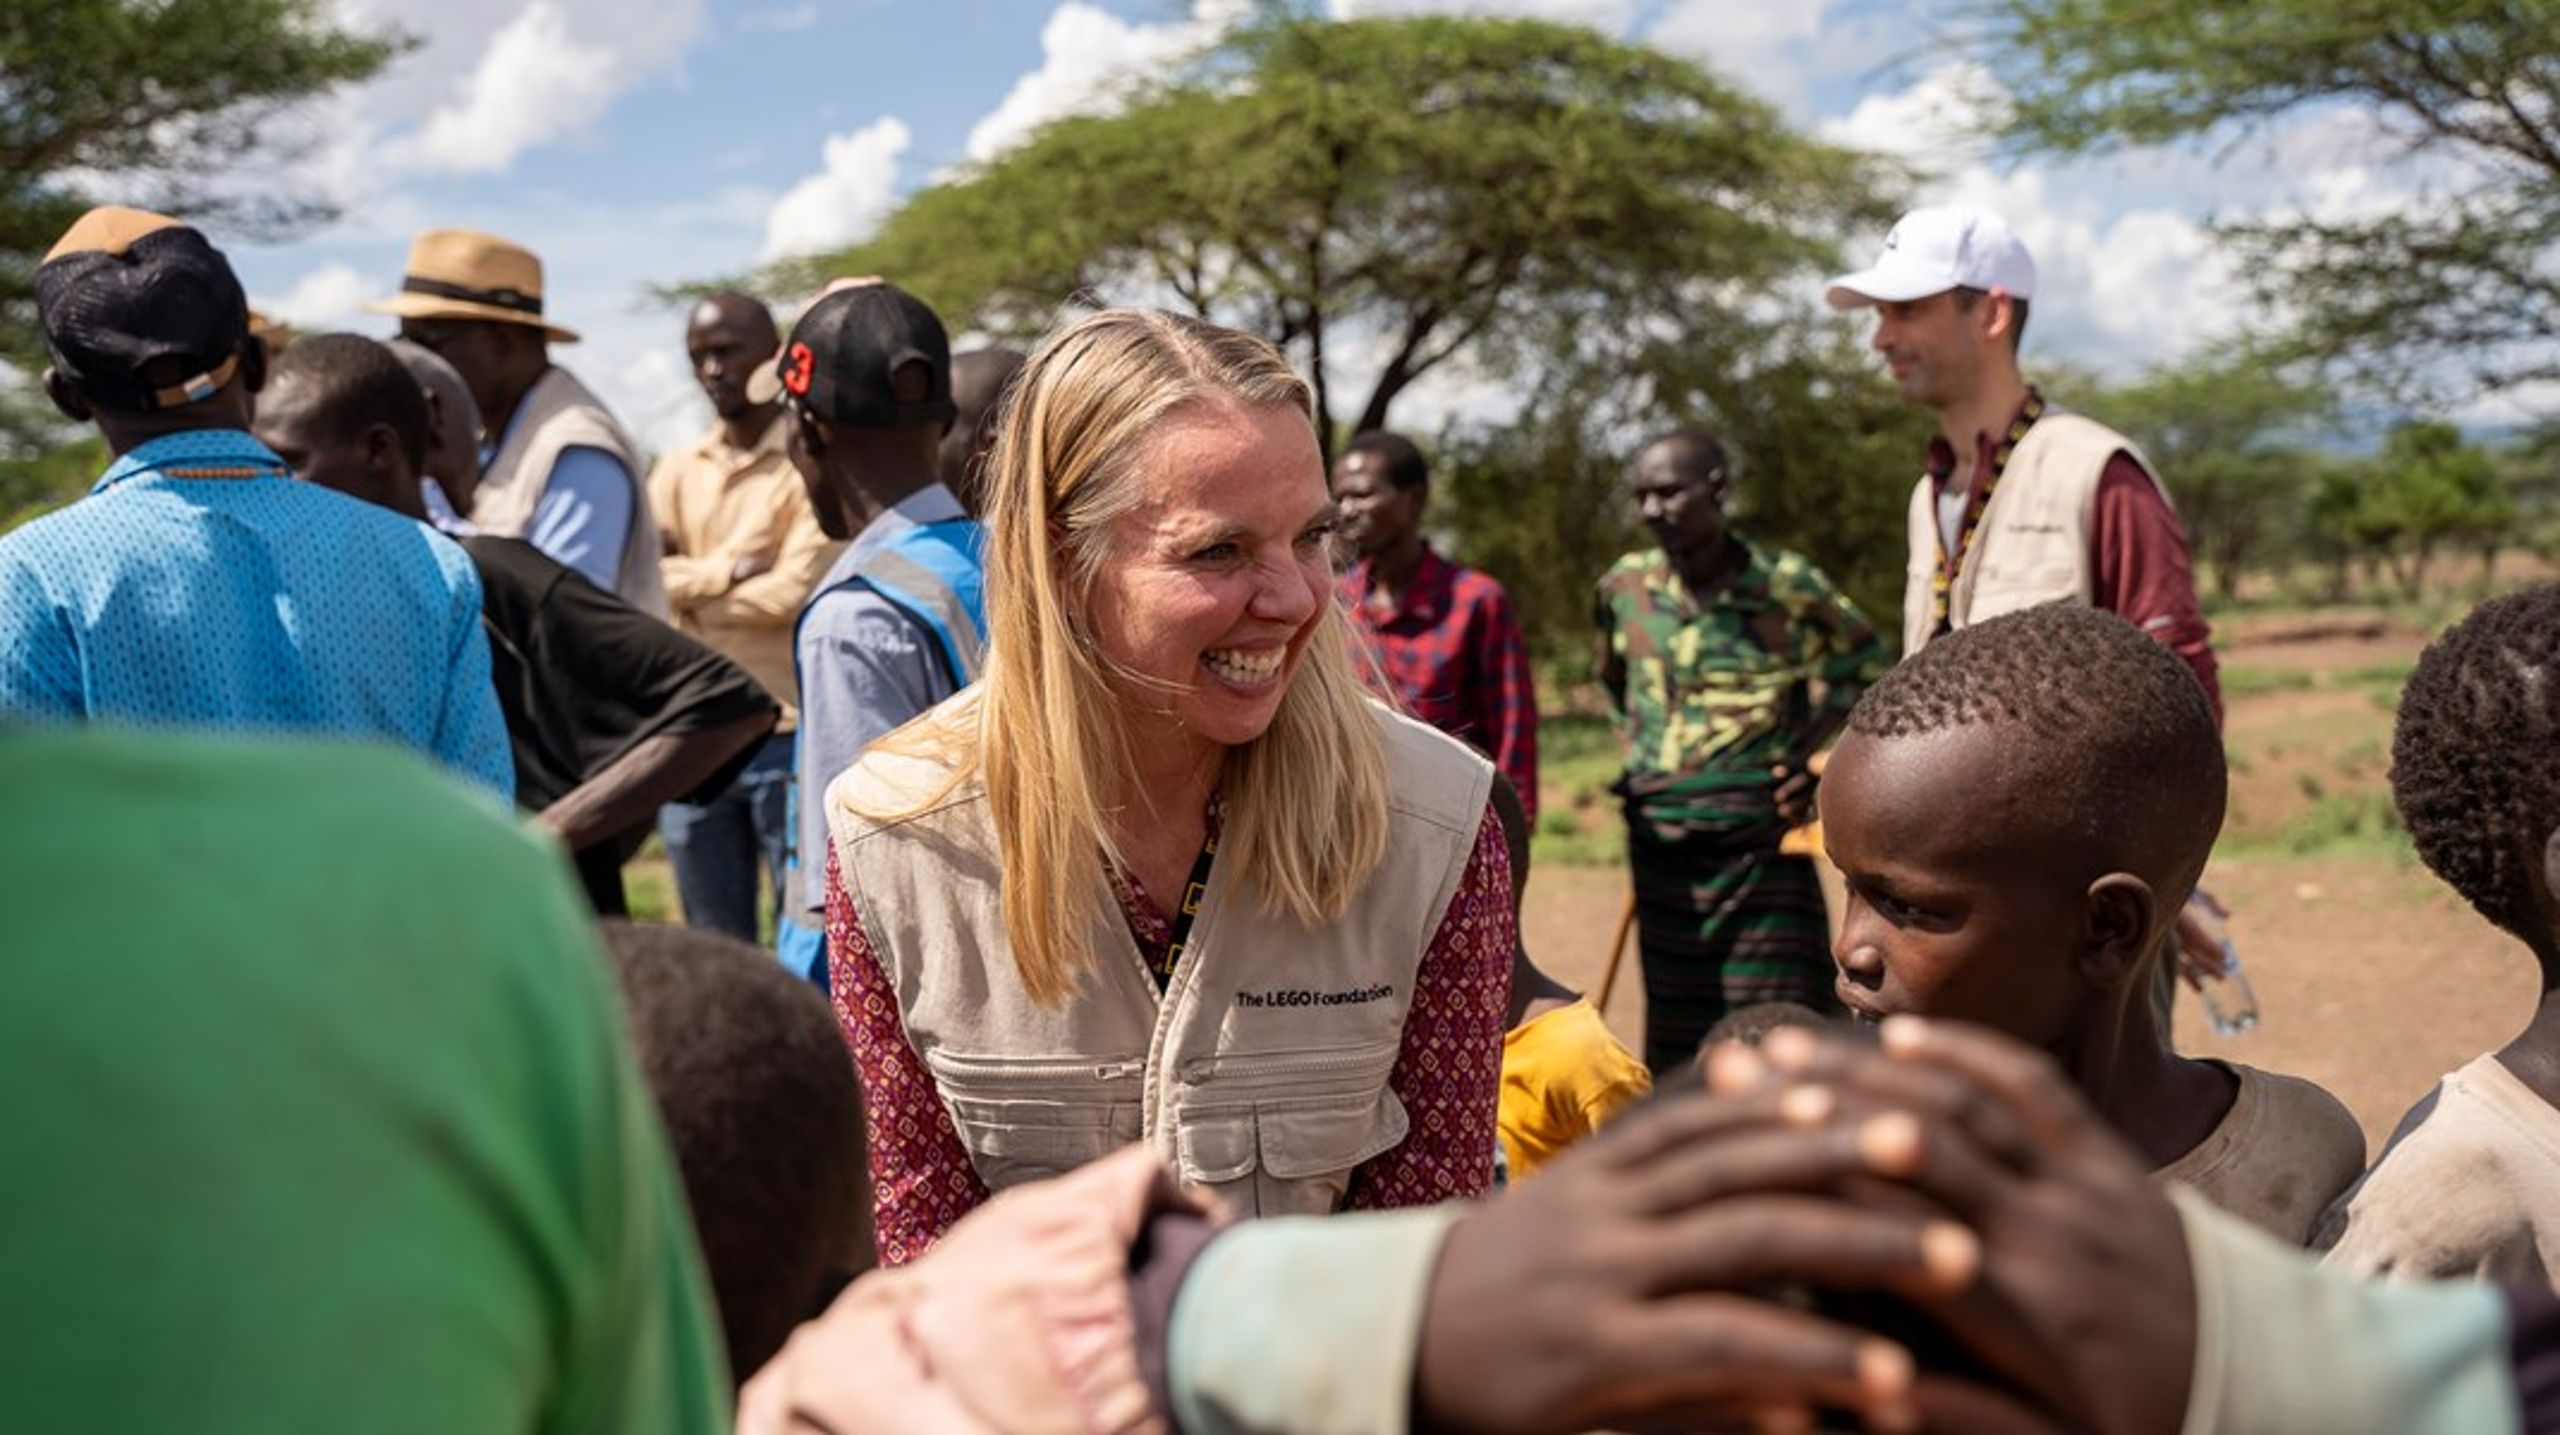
367,228,580,342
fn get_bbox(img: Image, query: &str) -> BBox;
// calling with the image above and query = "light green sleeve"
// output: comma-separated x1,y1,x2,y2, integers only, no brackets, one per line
1169,1207,1464,1435
2174,1186,2518,1435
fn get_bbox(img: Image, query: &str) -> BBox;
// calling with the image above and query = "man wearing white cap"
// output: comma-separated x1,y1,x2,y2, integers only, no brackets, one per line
1827,205,2218,718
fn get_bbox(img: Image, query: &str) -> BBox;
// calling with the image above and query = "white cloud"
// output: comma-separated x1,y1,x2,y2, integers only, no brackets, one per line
964,1,1244,164
761,117,912,261
1648,0,1829,109
738,2,819,32
391,4,625,175
609,345,712,457
1819,59,2008,167
1329,0,1635,25
256,263,379,331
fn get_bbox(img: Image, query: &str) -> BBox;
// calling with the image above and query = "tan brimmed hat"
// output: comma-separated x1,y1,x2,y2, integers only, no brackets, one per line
367,228,579,342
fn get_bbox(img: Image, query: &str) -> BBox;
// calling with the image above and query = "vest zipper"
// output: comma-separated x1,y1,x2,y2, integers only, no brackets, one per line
926,1051,1146,1086
1177,1045,1397,1084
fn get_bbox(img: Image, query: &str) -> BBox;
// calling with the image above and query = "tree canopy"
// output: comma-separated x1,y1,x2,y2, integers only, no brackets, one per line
2097,344,2335,600
0,0,400,456
780,11,1896,451
1962,0,2560,401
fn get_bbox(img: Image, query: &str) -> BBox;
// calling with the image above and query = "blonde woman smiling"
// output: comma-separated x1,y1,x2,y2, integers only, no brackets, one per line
823,309,1512,1263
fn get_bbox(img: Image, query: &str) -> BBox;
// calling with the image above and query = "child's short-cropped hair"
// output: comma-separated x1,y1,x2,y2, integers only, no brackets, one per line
601,921,869,1384
1845,602,2226,887
2391,583,2560,945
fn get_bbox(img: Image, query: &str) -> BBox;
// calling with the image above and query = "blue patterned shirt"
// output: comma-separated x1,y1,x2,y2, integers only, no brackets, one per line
0,429,513,796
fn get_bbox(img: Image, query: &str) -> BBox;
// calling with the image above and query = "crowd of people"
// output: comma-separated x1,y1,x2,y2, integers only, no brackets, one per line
8,193,2560,1433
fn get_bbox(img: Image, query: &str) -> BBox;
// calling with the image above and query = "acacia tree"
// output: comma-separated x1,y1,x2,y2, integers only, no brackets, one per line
783,12,1895,453
2097,344,2335,600
0,0,399,459
1962,0,2560,402
2364,420,2512,595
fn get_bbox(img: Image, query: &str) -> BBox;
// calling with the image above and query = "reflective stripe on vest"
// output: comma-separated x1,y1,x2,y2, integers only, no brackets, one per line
853,520,988,687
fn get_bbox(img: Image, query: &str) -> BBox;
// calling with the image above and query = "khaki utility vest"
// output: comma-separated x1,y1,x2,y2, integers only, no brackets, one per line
826,704,1494,1218
475,367,668,618
1900,410,2167,656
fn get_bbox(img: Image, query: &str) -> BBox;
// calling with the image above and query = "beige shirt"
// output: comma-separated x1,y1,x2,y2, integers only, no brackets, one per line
2317,1053,2560,1282
2159,1061,2367,1247
647,415,841,731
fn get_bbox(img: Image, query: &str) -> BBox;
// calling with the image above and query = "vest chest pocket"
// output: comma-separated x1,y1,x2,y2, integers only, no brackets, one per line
1969,559,2088,619
923,1048,1147,1193
1170,1041,1410,1218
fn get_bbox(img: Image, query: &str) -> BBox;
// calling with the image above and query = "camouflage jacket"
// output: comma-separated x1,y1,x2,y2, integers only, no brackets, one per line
1595,536,1890,799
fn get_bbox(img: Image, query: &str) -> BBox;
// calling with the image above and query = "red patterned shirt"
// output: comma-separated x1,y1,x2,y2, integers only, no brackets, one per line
1339,545,1541,821
827,812,1513,1266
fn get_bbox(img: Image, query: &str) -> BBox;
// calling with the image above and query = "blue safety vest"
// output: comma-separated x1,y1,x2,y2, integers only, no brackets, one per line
776,518,988,988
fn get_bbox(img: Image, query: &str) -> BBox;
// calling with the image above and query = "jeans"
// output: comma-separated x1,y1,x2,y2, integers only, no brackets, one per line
658,731,793,942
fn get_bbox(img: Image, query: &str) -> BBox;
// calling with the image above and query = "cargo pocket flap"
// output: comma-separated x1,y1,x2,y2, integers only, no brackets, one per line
1175,1106,1260,1185
1256,1090,1409,1180
925,1048,1145,1186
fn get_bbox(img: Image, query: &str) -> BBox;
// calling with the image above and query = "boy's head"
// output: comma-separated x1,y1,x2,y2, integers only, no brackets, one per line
1820,604,2225,1045
600,922,871,1385
2392,584,2560,963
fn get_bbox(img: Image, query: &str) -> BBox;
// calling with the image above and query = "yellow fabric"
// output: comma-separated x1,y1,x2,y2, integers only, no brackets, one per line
1499,998,1652,1178
647,416,840,731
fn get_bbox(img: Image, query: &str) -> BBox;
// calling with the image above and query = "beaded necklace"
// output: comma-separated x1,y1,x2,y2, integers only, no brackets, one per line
1928,388,2046,637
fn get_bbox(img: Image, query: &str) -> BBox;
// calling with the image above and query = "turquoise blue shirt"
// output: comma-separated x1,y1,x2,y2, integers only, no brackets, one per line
0,429,513,796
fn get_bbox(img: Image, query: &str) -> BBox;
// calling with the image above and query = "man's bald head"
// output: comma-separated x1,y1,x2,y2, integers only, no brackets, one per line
687,292,781,422
1635,426,1728,484
940,347,1026,514
691,292,779,350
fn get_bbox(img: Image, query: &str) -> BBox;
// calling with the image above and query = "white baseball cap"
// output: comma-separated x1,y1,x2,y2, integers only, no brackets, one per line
1825,206,2037,310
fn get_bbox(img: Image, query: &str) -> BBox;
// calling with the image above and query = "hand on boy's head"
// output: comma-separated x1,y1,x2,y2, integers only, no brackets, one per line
1415,1075,2073,1435
1704,1020,2195,1435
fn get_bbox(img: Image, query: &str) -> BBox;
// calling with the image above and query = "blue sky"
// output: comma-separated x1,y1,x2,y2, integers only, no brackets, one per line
220,0,2474,454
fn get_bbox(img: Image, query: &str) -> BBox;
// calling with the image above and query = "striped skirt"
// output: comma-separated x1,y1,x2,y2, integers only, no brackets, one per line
1624,802,1836,1075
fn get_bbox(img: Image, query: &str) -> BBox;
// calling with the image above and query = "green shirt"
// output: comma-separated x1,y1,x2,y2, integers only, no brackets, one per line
1595,536,1890,797
0,730,729,1433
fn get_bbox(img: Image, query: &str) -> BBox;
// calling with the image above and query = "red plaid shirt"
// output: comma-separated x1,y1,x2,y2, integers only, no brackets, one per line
1339,544,1541,821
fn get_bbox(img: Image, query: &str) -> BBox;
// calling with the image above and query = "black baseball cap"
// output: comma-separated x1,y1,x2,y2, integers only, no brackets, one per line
35,206,250,411
748,278,956,429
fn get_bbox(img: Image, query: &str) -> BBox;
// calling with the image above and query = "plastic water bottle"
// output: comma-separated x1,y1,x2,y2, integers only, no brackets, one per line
2182,888,2260,1036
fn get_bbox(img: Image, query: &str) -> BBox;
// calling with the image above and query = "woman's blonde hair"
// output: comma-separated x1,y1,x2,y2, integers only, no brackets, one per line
856,307,1390,1003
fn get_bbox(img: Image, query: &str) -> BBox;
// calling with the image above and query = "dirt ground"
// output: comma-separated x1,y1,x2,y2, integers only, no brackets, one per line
1524,605,2540,1149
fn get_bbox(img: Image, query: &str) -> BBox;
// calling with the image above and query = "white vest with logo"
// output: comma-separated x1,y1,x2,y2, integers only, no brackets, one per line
1901,409,2168,656
475,366,668,618
826,703,1494,1218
